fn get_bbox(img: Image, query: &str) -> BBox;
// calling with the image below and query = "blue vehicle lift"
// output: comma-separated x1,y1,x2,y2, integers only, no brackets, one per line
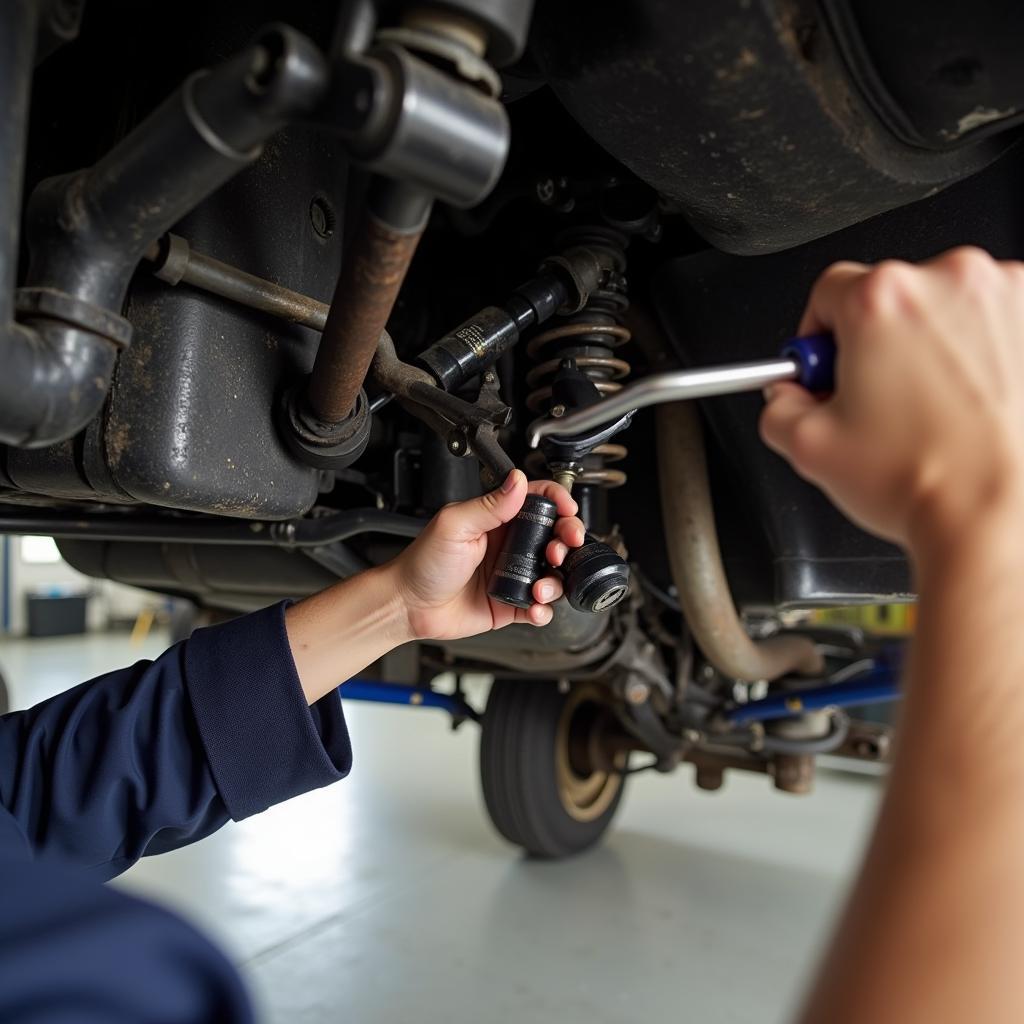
339,679,479,722
339,647,902,731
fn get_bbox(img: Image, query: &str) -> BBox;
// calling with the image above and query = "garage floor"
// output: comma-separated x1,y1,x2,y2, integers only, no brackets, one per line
2,630,883,1024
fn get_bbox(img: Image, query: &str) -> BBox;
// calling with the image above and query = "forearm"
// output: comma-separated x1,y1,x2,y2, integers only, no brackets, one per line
284,563,414,705
0,597,356,875
800,506,1024,1022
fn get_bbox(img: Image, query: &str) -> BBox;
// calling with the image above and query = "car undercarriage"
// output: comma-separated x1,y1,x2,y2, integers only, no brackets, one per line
2,0,1021,856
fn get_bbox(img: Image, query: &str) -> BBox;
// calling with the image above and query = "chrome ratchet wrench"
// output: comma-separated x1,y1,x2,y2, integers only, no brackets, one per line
527,332,836,448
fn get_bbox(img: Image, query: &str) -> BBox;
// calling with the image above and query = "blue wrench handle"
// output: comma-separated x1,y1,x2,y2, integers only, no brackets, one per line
780,332,836,393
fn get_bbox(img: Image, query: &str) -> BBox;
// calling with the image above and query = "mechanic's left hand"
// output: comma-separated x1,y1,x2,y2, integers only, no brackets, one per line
391,468,584,641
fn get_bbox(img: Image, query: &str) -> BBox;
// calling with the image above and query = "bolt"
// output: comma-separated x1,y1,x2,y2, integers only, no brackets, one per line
550,404,567,418
625,679,650,705
536,178,556,203
448,437,465,455
854,739,877,759
695,766,724,791
310,196,335,239
552,469,577,491
748,722,765,752
483,372,496,384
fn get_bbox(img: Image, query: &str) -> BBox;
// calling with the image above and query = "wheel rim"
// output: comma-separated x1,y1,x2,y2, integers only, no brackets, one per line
555,684,624,823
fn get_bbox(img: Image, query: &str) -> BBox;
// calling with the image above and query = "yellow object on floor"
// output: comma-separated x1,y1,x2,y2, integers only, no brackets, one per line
129,606,156,647
810,604,917,637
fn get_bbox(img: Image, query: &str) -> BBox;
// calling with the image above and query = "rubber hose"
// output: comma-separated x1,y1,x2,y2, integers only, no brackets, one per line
656,401,823,681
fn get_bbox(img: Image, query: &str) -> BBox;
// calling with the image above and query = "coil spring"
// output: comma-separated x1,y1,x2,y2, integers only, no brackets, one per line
525,227,631,488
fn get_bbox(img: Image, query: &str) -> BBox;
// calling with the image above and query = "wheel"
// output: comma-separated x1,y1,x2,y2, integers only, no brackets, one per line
480,679,627,858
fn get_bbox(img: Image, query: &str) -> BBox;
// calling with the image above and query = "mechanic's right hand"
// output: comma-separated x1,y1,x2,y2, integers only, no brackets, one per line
760,247,1024,556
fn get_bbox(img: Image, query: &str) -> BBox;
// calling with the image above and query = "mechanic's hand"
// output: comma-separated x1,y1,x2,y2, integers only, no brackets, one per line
760,247,1024,555
391,468,585,641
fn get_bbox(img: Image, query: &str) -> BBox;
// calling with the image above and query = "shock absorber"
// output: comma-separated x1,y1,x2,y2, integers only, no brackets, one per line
524,227,632,522
517,226,634,614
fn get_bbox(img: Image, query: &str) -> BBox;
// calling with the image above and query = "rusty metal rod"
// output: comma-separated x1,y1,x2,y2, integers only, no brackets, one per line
307,185,429,424
145,235,329,331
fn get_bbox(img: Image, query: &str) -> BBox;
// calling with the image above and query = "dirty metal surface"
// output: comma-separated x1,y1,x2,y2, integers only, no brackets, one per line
102,126,345,519
531,0,1014,253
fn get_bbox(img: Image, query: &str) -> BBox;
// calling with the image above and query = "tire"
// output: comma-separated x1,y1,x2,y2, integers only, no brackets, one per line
480,679,627,858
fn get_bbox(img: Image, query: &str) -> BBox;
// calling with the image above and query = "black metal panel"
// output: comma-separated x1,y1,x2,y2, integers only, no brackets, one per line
5,124,343,518
828,0,1024,148
58,539,338,613
531,0,1016,254
106,124,337,519
419,430,483,510
652,144,1024,606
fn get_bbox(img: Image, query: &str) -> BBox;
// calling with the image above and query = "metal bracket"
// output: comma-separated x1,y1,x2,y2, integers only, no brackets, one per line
372,332,515,485
319,32,509,209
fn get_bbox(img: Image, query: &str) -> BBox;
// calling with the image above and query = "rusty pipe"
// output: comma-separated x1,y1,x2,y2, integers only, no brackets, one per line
656,401,823,681
306,187,428,424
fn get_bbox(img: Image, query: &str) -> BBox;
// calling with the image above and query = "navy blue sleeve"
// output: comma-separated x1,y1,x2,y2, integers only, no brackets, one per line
0,601,352,880
0,851,254,1024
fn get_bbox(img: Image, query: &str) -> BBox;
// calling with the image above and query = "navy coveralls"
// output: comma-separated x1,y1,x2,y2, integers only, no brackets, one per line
0,602,352,1022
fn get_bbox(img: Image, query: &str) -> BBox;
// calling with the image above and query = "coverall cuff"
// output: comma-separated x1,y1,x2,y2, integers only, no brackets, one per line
183,601,352,820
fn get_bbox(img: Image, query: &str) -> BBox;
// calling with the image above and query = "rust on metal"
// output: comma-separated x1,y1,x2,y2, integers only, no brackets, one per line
307,212,424,423
182,248,329,331
771,753,815,794
144,234,329,332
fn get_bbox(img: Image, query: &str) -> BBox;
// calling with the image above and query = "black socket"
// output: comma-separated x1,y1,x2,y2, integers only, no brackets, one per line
561,535,631,613
488,494,557,609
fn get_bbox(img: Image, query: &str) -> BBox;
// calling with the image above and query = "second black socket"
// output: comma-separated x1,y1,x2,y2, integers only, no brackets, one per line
488,493,557,608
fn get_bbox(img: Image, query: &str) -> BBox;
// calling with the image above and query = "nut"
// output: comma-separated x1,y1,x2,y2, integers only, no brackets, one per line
624,679,650,705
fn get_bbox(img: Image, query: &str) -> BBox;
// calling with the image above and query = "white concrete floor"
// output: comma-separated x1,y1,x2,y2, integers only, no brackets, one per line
1,630,883,1024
